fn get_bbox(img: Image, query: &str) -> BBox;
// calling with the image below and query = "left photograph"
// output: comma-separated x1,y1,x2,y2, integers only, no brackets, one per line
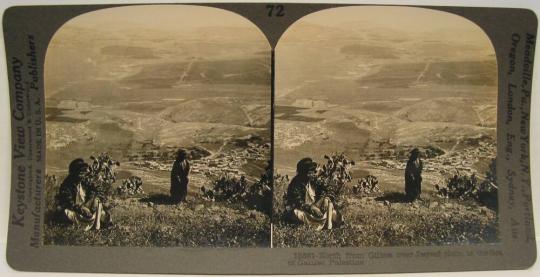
43,5,271,247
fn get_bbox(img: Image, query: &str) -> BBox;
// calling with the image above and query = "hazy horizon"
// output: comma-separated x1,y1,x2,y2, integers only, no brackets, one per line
45,5,270,100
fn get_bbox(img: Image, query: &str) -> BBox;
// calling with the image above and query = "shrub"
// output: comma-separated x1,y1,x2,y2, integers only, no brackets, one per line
316,153,355,205
85,153,120,203
45,174,63,223
272,173,290,221
201,161,273,215
435,158,498,209
246,162,272,215
352,175,380,196
201,175,248,203
424,145,445,158
436,173,480,200
477,158,498,210
117,176,145,196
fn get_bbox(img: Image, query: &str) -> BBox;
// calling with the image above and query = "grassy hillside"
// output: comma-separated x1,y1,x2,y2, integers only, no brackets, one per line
273,195,498,247
45,194,270,247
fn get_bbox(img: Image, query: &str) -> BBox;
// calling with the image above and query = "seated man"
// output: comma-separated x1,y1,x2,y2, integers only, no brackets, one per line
56,158,111,231
285,158,343,230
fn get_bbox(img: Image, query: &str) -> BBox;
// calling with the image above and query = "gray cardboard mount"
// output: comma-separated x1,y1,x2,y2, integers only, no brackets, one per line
2,3,537,274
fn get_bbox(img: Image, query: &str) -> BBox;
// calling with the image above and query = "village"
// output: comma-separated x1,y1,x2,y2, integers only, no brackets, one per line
124,136,270,182
365,139,496,177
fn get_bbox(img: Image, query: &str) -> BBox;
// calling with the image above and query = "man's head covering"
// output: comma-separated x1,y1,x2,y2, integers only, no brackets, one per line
296,157,317,175
68,158,89,176
410,148,420,158
177,149,188,160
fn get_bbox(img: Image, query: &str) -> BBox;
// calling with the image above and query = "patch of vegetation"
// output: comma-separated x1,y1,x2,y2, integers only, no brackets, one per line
272,174,290,221
202,175,249,202
424,145,445,158
352,175,381,196
315,153,356,206
85,153,121,204
273,197,498,247
201,162,272,216
45,175,61,214
117,176,145,196
249,162,273,216
435,158,498,210
273,153,499,247
45,155,270,247
44,198,269,247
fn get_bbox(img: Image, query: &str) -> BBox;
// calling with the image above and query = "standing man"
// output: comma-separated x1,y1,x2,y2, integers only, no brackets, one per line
405,148,423,201
171,149,190,204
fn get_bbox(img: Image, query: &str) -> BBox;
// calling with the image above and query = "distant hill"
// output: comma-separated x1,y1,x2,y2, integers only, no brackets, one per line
394,97,495,126
121,57,270,89
46,24,270,100
160,97,270,127
390,121,495,147
359,60,497,88
340,43,399,59
100,45,158,59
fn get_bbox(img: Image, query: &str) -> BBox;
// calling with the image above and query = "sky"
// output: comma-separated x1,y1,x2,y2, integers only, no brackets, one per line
281,6,492,45
64,5,258,31
302,6,483,30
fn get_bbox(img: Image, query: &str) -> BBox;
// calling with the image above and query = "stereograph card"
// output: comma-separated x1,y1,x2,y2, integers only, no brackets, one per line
1,0,538,274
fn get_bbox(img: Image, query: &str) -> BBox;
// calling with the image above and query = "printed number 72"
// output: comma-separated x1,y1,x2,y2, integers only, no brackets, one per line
266,4,285,17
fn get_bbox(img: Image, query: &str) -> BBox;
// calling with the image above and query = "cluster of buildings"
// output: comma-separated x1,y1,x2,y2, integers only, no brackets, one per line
127,140,269,180
191,142,270,179
367,140,496,176
429,141,495,175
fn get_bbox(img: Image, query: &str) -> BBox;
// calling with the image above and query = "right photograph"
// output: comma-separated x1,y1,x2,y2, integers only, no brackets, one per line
273,6,499,247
